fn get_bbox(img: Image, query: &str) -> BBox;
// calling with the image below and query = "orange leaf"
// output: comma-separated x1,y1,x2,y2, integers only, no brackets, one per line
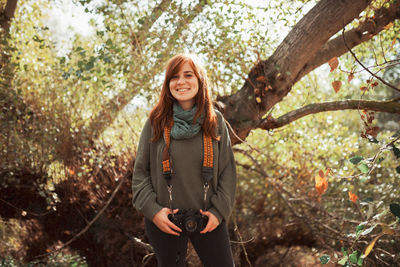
383,22,393,30
264,84,272,91
68,168,75,175
366,126,380,137
364,234,383,257
381,224,395,235
319,170,324,178
349,191,358,203
328,57,339,72
315,173,328,197
348,72,354,82
256,76,265,81
360,86,367,91
332,80,342,93
391,37,397,49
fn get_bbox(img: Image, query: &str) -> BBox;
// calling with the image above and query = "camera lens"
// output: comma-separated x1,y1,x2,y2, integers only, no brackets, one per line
184,217,198,232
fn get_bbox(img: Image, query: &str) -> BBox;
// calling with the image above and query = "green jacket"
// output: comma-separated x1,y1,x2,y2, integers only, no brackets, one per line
132,110,237,223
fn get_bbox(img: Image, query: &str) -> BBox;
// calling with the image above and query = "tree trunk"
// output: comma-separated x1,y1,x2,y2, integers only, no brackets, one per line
0,0,18,31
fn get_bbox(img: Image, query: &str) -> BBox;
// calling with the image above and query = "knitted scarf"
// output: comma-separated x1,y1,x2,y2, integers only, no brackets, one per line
171,102,203,139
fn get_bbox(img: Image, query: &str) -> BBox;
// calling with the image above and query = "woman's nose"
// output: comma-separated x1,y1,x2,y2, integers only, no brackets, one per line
177,76,185,84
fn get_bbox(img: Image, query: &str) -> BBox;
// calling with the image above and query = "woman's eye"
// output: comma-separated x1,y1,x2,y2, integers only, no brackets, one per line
185,74,193,78
171,75,178,79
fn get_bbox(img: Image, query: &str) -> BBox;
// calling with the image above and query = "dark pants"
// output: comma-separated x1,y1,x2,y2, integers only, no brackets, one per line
145,218,234,267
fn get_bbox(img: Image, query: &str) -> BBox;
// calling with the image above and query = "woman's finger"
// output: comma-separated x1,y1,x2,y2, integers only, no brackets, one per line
200,210,219,234
166,219,182,233
164,225,181,236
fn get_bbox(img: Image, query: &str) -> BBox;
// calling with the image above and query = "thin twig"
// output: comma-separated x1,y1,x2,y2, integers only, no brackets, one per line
223,117,263,154
342,27,400,92
232,213,253,267
35,171,128,259
0,198,54,217
379,33,387,63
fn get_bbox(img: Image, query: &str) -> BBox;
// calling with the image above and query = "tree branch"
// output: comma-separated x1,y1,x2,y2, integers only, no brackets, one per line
85,1,208,141
36,171,128,259
152,0,208,66
221,0,372,143
269,0,370,89
131,0,172,51
0,0,18,31
342,26,400,93
251,99,400,130
295,1,400,83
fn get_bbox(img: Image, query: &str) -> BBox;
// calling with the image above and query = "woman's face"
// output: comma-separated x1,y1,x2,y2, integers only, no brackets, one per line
169,62,199,110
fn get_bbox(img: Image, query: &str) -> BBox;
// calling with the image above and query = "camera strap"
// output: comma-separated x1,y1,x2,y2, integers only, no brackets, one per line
162,123,214,212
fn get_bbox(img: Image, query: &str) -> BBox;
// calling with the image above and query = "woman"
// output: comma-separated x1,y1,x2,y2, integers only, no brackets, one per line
132,54,236,266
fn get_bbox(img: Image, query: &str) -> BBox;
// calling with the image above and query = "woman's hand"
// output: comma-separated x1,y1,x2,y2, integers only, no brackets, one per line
199,209,220,234
152,208,182,236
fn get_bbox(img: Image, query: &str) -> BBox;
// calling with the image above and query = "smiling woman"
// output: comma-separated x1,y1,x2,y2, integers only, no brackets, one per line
132,54,237,266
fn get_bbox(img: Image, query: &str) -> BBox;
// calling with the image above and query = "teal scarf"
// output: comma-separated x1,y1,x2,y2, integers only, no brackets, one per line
171,102,203,139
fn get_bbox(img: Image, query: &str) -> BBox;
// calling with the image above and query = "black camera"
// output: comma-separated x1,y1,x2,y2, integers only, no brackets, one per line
168,209,208,234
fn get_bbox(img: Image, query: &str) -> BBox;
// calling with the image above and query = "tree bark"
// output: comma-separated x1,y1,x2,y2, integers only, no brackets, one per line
295,1,400,84
216,0,400,144
0,0,18,31
251,99,400,130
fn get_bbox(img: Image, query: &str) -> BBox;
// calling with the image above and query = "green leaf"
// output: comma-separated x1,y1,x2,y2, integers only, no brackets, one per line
349,156,363,165
338,256,348,265
341,247,348,257
106,39,113,46
138,18,145,25
367,135,379,143
356,224,365,232
62,72,70,80
85,61,94,70
358,163,369,173
32,35,43,42
376,157,384,164
391,132,400,139
357,255,364,266
356,224,365,237
389,203,400,219
320,255,330,264
392,145,400,158
349,251,359,264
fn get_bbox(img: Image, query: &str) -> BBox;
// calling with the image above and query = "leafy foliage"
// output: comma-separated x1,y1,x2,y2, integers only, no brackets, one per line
1,0,400,266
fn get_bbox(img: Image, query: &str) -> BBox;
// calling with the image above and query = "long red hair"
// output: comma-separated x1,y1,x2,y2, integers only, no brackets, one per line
149,54,218,141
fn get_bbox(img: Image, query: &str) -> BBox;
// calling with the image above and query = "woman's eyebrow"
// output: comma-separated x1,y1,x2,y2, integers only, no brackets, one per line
183,70,194,74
